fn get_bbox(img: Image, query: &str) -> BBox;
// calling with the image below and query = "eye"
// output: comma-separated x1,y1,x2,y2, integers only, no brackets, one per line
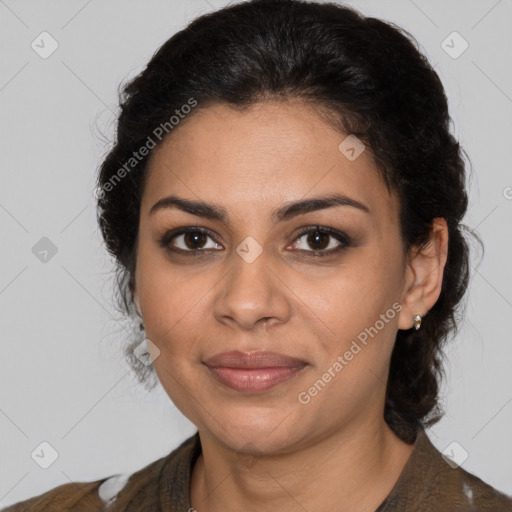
290,226,351,257
158,227,222,254
158,225,351,258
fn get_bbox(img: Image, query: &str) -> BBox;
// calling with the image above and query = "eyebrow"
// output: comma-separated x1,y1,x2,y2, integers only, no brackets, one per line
149,193,370,223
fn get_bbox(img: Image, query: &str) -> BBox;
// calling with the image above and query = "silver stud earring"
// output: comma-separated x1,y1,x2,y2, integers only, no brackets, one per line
413,314,422,331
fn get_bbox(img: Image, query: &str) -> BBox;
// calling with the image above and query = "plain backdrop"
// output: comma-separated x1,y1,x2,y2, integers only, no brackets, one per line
1,0,511,507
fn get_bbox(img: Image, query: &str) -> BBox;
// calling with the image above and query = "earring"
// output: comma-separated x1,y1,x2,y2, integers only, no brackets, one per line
413,314,422,331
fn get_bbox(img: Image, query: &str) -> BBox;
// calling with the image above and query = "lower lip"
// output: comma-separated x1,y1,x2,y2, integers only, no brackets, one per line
205,365,306,393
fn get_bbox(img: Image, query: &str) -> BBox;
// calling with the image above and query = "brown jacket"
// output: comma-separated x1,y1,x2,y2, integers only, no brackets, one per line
3,428,512,511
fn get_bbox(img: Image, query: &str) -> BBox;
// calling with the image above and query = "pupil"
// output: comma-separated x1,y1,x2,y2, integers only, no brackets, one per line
308,231,328,250
185,232,205,249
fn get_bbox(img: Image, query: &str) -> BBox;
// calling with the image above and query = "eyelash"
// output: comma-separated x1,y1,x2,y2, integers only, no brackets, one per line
157,225,352,259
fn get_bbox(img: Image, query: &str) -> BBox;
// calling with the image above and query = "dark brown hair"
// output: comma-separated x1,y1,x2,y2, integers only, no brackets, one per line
96,0,477,443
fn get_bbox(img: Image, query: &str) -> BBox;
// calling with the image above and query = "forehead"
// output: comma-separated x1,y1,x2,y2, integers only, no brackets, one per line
142,101,398,226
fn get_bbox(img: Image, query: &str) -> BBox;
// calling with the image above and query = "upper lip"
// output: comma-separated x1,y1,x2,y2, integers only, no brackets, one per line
203,350,307,369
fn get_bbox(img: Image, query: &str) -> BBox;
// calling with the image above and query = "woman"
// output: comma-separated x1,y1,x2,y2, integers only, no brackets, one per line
4,0,512,510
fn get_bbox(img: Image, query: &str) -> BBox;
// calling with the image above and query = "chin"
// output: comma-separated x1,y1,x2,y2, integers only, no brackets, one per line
203,409,303,454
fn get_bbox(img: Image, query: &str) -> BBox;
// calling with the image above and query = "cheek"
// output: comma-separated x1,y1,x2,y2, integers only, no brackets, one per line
300,249,403,399
135,245,209,357
306,251,401,338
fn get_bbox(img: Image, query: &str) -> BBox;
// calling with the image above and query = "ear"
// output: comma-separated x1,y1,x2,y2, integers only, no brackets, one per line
398,218,449,330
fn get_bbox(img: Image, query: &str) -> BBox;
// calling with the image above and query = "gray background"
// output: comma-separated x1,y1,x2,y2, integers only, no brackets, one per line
1,0,511,507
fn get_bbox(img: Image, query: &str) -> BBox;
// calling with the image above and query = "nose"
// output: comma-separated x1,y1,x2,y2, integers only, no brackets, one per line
213,248,292,332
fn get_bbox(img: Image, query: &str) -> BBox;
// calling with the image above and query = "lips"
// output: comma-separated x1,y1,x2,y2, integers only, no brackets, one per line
203,350,308,393
203,350,307,369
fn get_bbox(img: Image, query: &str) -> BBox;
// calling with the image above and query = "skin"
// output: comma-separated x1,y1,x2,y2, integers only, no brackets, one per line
133,100,449,512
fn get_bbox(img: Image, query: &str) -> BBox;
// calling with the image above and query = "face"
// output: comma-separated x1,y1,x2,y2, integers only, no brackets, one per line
134,101,409,454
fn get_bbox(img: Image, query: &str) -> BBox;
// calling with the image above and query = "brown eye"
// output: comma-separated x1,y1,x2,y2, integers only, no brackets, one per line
158,227,223,254
182,231,208,250
305,231,330,250
291,226,351,257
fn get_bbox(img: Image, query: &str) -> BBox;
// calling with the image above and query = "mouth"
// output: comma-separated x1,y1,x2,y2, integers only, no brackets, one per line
203,351,308,393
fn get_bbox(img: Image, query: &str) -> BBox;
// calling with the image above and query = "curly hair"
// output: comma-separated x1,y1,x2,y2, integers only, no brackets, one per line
96,0,476,443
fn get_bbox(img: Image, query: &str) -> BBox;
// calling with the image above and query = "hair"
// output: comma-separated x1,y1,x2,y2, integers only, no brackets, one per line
96,0,477,443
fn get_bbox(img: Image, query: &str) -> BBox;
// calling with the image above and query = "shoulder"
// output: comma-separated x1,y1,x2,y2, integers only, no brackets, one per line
1,433,201,512
0,478,109,512
380,428,512,511
425,435,512,510
436,459,512,510
106,432,201,510
2,433,200,512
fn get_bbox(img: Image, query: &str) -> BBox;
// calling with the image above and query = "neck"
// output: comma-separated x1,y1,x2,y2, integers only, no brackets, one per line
190,419,415,512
